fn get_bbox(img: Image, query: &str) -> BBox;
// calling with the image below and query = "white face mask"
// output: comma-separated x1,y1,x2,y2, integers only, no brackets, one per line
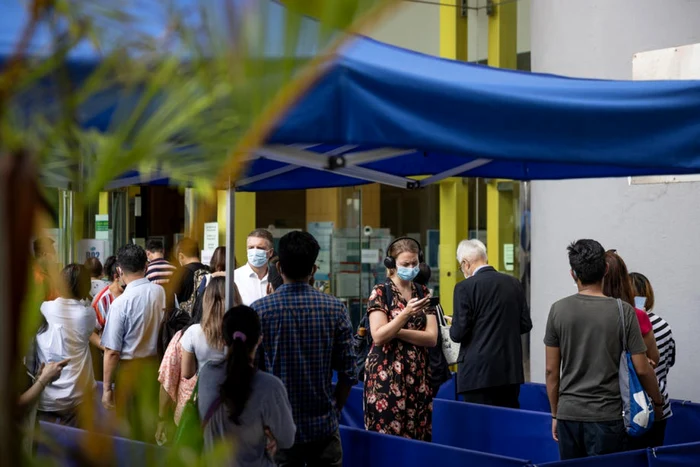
247,248,268,268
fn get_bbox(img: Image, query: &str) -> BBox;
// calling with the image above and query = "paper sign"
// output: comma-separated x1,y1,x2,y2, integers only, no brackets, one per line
361,249,380,264
504,243,515,272
204,222,219,251
95,215,109,241
201,249,214,266
77,239,107,263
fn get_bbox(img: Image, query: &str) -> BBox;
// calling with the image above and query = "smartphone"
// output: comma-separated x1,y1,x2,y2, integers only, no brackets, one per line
428,297,440,307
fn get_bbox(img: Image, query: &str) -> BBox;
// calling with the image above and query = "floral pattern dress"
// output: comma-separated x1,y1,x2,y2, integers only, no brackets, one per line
363,280,436,441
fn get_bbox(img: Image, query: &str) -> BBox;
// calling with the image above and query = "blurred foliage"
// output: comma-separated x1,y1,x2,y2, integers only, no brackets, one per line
1,0,400,465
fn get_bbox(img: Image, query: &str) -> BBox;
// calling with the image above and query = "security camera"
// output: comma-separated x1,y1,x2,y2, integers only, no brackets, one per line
363,226,373,237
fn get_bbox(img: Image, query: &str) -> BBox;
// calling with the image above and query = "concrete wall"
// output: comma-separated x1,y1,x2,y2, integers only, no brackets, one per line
367,3,440,56
530,0,700,400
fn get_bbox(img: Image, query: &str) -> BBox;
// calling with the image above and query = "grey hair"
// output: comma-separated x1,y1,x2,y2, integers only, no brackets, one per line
456,239,488,263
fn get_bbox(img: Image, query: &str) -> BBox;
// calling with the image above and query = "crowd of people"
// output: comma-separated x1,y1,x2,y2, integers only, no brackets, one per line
18,229,675,465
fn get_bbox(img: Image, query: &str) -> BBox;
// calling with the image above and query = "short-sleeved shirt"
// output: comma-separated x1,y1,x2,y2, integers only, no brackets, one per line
91,285,115,330
198,364,296,467
37,298,97,411
234,263,269,306
252,283,356,444
180,324,226,369
101,278,166,360
90,279,110,299
635,308,653,335
146,258,177,285
544,294,647,422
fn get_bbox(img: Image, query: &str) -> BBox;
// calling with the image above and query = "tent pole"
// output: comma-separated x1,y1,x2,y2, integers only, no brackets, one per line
225,181,236,310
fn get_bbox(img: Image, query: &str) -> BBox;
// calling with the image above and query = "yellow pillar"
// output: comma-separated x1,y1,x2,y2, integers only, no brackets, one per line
306,188,342,227
217,191,256,267
98,192,109,215
360,184,381,228
439,179,468,314
439,0,469,314
486,0,517,272
487,0,518,70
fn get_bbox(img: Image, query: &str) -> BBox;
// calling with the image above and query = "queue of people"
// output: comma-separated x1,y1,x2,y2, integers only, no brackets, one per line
19,229,676,465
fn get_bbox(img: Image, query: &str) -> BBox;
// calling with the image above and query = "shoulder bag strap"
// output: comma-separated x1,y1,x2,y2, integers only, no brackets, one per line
617,299,627,352
383,280,394,313
436,304,447,327
202,396,222,428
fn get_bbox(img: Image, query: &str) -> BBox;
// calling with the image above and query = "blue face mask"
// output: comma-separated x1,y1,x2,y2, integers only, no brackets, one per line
634,296,647,310
247,248,268,268
396,266,420,282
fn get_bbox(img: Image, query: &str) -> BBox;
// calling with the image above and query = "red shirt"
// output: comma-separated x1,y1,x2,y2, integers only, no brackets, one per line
635,307,653,335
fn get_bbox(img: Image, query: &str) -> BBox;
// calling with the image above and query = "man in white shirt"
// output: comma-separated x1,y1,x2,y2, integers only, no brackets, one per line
234,229,274,306
101,243,165,440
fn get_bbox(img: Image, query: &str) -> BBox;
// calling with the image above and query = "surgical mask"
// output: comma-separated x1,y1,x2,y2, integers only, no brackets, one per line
396,266,420,282
247,248,268,268
634,296,647,310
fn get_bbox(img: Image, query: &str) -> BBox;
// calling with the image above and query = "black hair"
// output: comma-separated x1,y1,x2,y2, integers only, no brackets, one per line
116,243,148,274
267,256,284,291
84,257,103,278
176,237,199,258
146,239,165,253
567,239,606,285
220,306,260,425
278,231,319,282
61,263,91,300
103,256,119,282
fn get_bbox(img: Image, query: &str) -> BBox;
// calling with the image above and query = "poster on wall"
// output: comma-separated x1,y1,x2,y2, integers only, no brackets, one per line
203,222,219,251
77,239,107,263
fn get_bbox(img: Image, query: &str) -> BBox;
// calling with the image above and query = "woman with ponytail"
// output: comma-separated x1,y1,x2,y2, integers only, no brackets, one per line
197,306,295,466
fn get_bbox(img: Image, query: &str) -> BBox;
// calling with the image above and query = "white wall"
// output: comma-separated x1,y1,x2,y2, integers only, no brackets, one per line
367,3,439,56
530,0,700,400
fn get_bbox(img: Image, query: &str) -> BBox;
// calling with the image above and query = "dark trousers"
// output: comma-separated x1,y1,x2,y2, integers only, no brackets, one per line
459,384,520,409
37,406,80,427
276,430,343,467
116,357,160,442
557,419,627,460
628,419,668,450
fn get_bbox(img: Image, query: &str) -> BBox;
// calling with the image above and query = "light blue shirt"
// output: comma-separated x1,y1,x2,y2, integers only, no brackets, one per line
101,278,166,360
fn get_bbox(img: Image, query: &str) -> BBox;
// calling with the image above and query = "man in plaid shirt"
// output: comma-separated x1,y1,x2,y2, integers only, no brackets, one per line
252,231,356,466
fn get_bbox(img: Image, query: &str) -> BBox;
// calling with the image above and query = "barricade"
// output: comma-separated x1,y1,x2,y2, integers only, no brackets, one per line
37,421,167,467
649,441,700,466
432,398,560,463
537,448,649,467
340,425,529,467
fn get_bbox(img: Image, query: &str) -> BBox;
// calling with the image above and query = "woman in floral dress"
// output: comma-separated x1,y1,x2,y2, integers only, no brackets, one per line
364,238,438,441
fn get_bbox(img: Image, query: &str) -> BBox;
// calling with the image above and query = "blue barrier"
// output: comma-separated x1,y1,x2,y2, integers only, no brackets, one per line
650,441,700,466
665,402,700,445
37,421,167,467
520,382,551,413
340,425,529,467
340,386,365,429
433,399,560,463
538,448,649,467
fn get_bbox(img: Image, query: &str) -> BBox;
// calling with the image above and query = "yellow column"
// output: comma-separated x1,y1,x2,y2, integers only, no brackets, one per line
360,184,381,228
217,191,256,267
306,188,342,227
486,0,517,272
487,0,517,69
439,1,468,314
98,192,109,215
439,179,468,314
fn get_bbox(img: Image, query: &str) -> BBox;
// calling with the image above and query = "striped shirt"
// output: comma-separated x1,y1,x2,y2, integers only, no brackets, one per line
146,258,177,285
649,311,675,419
92,286,116,330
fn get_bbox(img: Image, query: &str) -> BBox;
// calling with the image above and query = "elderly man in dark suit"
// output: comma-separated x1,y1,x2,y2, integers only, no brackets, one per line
450,239,532,408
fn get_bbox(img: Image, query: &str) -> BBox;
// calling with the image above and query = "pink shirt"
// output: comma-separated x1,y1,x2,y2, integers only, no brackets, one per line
635,308,653,336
